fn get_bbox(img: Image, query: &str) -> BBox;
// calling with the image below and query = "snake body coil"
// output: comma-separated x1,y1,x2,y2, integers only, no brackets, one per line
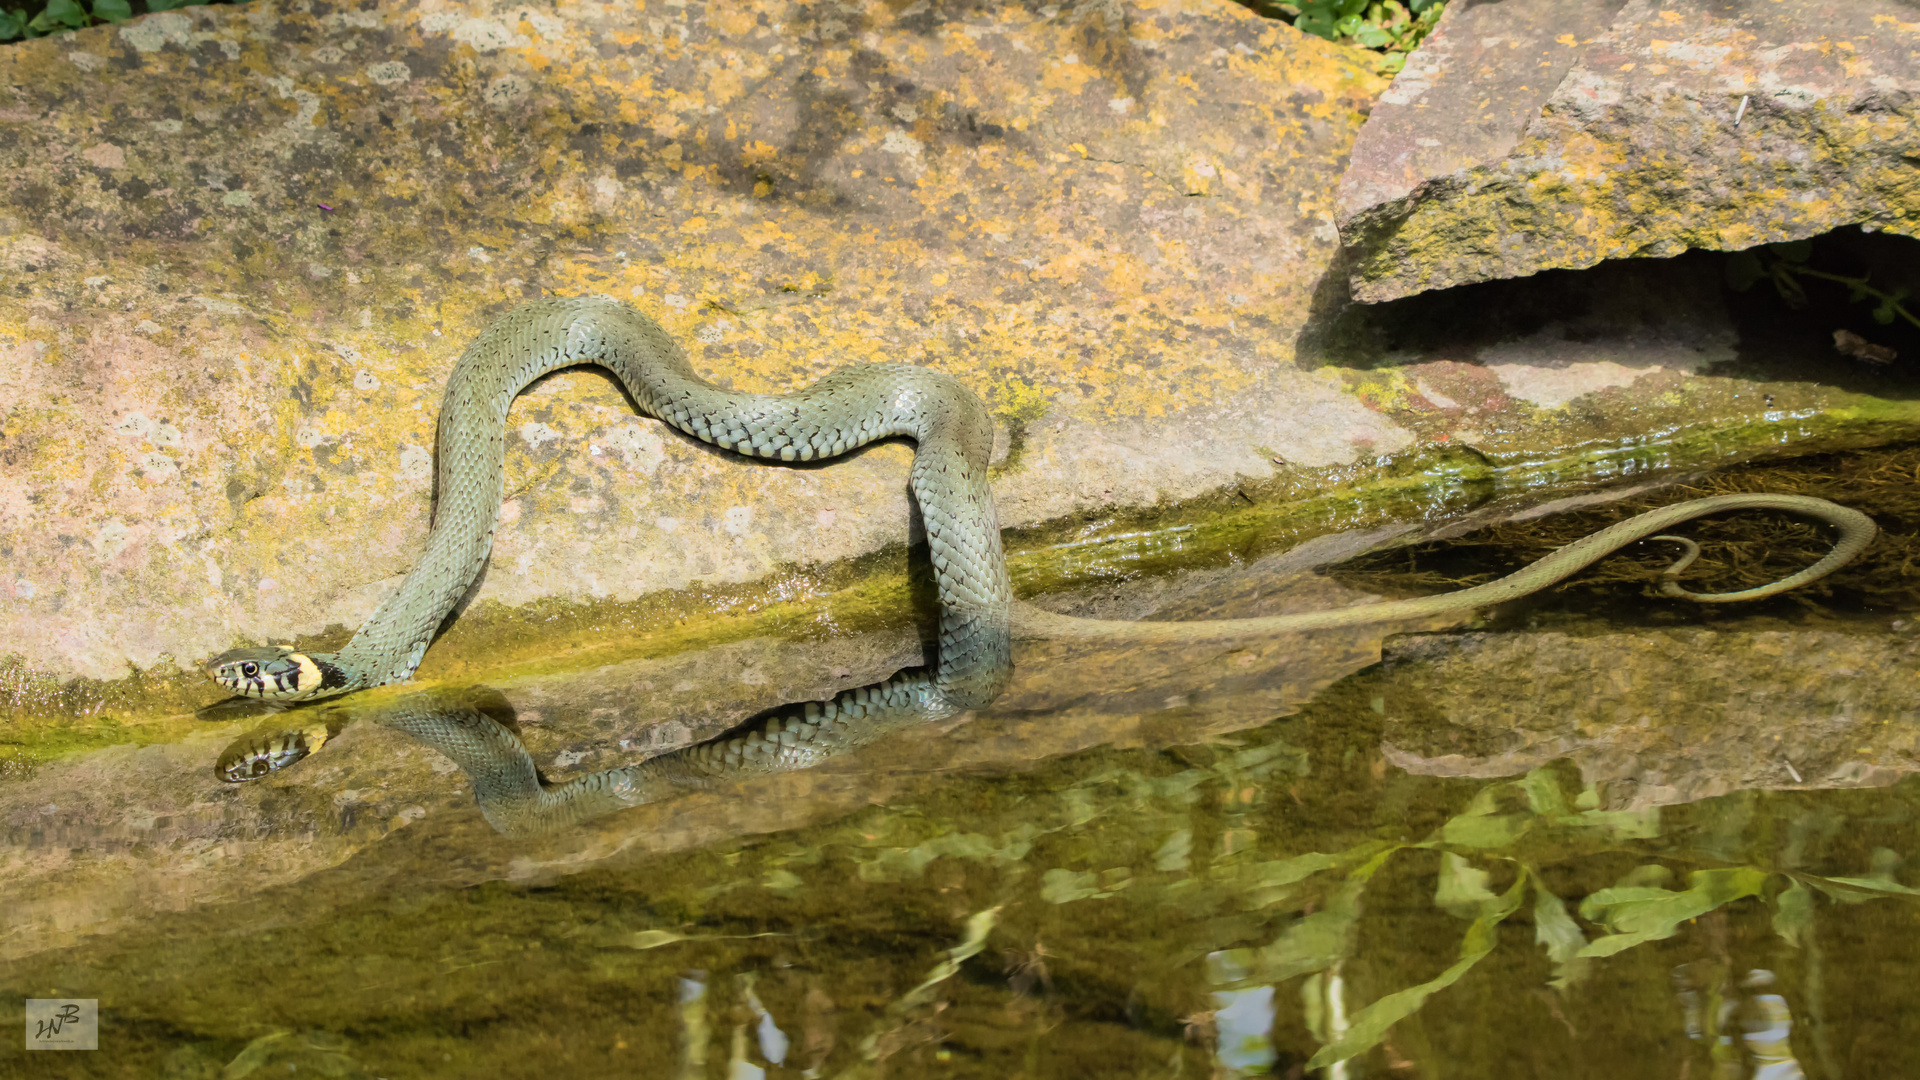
207,297,1878,714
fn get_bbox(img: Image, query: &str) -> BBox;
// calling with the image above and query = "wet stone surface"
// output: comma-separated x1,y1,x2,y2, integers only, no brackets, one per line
1374,627,1920,806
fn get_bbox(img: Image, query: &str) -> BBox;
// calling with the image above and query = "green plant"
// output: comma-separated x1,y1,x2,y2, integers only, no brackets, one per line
1261,0,1447,73
0,0,212,42
1728,239,1920,335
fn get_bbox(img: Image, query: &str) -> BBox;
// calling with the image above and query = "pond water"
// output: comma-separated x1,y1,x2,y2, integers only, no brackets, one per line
6,444,1920,1079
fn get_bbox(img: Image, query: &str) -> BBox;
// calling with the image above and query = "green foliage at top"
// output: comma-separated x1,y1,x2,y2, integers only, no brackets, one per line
3,0,1447,74
1256,0,1448,73
1,0,215,43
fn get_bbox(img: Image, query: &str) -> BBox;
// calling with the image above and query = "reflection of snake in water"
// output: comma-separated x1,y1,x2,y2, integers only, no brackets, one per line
216,672,965,836
205,298,1876,822
217,613,997,836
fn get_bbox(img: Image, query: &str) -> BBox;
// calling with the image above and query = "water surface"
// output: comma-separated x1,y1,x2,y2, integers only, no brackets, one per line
5,445,1919,1078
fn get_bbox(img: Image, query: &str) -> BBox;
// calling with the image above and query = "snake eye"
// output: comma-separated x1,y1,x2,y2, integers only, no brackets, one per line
240,661,259,677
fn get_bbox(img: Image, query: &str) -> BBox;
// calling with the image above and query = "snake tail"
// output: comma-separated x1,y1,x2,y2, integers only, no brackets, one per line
1008,493,1876,642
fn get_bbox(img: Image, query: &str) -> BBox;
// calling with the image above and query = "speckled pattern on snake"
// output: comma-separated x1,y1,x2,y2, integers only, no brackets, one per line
205,296,1877,712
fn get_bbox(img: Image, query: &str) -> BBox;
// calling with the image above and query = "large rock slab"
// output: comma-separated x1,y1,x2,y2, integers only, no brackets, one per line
3,0,1918,700
1338,0,1920,301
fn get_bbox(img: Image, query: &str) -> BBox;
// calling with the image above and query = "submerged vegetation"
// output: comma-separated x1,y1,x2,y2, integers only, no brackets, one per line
15,656,1920,1075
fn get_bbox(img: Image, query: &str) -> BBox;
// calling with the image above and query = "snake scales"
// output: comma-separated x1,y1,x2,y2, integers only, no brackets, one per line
206,297,1876,826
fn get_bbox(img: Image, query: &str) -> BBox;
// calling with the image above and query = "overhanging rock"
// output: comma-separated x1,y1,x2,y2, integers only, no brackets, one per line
1336,0,1920,303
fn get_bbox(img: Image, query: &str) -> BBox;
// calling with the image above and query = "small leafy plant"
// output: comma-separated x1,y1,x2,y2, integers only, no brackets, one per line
1258,0,1448,73
1728,239,1919,334
1,0,214,43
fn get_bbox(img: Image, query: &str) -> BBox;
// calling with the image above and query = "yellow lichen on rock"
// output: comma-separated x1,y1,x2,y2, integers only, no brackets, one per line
0,0,1393,687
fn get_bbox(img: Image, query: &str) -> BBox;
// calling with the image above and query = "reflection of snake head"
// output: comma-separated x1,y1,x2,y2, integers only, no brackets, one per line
206,646,347,700
215,720,335,783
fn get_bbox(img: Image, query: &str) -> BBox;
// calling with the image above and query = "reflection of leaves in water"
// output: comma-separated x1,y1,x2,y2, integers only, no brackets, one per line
1532,877,1589,989
894,906,1000,1015
1308,872,1526,1070
39,661,1920,1079
1440,783,1532,846
847,907,1002,1073
1773,879,1815,948
1434,851,1499,918
1578,867,1771,958
1216,848,1367,913
1220,847,1396,984
220,1031,295,1079
704,732,1920,1075
1807,871,1920,902
1041,867,1119,903
1440,772,1662,850
1188,766,1920,1069
857,828,1039,884
626,929,787,951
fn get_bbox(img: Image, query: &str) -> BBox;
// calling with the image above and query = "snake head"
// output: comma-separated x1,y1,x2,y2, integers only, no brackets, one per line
205,646,341,700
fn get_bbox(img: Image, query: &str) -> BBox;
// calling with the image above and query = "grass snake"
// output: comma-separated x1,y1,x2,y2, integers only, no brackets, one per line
204,297,1877,821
